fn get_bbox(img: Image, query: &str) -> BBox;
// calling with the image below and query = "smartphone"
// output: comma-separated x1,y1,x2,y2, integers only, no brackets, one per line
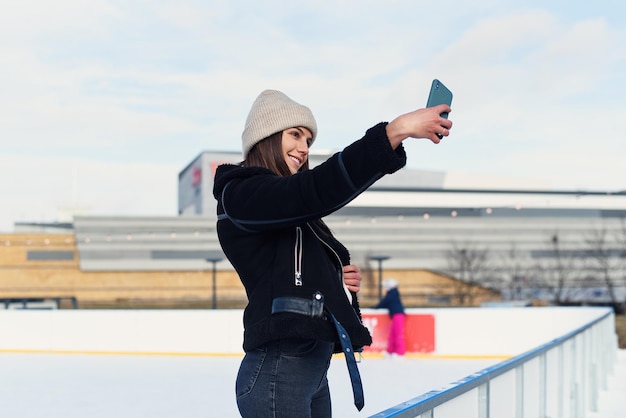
426,79,453,139
426,79,453,119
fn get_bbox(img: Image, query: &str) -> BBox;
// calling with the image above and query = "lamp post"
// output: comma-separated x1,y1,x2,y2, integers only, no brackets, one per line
206,256,224,309
369,255,390,301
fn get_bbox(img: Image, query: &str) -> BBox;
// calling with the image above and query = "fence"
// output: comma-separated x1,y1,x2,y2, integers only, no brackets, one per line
369,309,617,418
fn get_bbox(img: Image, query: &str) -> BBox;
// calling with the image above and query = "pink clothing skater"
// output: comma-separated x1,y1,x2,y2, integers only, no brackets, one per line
374,278,406,356
387,311,406,356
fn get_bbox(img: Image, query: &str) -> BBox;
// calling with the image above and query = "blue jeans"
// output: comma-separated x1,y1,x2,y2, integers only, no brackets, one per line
236,338,335,418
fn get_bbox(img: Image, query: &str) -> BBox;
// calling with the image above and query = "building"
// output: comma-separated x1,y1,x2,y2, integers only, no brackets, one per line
178,151,626,306
2,151,625,310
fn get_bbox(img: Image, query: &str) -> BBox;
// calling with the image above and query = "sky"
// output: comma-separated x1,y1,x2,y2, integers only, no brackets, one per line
1,0,626,232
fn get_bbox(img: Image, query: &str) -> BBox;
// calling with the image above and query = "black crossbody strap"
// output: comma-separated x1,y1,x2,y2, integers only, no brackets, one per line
326,310,365,411
271,293,365,411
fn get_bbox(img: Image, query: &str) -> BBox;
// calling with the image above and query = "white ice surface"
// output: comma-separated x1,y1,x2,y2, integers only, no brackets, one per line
0,351,623,417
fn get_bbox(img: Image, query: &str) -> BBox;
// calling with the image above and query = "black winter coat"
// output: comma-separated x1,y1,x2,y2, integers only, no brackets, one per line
212,122,407,352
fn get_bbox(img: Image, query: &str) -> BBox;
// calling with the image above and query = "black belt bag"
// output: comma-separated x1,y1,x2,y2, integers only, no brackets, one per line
271,292,365,411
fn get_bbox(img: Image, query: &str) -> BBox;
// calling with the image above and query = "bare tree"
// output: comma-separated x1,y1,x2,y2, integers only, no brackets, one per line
496,243,534,301
445,241,491,306
549,234,566,303
585,227,620,308
535,232,584,305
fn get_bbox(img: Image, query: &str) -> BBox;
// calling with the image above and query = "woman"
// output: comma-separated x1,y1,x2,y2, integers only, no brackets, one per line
213,89,452,417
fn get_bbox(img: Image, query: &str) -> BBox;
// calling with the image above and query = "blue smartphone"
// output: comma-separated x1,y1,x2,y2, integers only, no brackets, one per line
426,79,453,138
426,79,453,117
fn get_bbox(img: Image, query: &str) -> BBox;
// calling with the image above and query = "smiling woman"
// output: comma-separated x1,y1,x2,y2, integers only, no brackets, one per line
212,89,452,417
241,126,313,176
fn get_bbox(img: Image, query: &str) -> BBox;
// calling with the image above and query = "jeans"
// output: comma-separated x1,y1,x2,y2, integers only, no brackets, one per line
236,338,335,418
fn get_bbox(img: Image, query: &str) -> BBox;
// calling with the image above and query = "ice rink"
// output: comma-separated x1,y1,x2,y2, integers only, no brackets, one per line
1,350,624,417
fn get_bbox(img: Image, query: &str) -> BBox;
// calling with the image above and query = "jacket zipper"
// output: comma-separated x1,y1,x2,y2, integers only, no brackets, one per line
307,223,365,357
306,223,354,305
294,226,303,286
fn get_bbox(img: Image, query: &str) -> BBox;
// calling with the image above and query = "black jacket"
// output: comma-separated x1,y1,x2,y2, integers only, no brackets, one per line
374,288,405,316
213,122,407,352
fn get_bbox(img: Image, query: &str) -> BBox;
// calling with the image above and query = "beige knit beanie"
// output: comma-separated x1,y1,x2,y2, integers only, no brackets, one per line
241,90,317,157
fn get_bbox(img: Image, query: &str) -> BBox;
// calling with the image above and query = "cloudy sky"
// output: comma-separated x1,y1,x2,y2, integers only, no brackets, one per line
1,0,625,231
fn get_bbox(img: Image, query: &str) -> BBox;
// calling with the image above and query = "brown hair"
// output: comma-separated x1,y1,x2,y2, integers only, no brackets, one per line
242,131,310,176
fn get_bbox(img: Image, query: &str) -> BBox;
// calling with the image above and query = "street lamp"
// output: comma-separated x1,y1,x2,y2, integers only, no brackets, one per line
206,256,224,309
369,255,390,301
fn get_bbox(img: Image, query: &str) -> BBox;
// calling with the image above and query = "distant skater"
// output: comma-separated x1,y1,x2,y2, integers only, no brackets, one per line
375,278,406,357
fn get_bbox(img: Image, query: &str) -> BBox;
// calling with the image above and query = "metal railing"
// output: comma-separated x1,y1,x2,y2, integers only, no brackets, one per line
370,309,617,418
